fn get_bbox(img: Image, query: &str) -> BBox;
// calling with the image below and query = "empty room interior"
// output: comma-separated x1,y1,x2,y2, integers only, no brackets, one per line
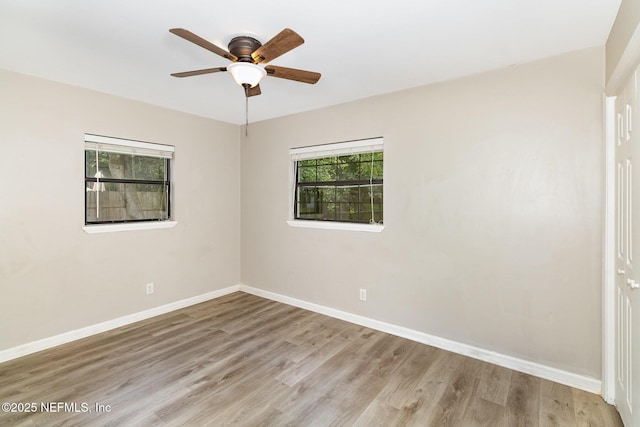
1,0,639,425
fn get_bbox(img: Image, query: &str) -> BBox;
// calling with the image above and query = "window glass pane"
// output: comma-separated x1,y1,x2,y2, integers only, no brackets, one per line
338,154,360,163
360,185,383,203
298,166,316,183
360,186,370,202
316,186,336,203
374,208,384,222
371,161,383,179
320,202,336,220
97,152,113,179
336,202,359,221
293,144,383,224
371,183,383,201
89,152,166,181
296,203,313,220
358,211,376,223
316,165,336,182
317,156,336,166
85,152,115,179
86,182,168,223
85,151,113,178
360,162,372,180
336,186,359,203
132,155,166,181
337,162,360,181
358,160,384,180
297,187,319,216
85,150,97,177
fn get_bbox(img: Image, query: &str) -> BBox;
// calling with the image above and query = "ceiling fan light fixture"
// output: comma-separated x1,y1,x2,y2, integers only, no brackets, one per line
227,62,266,88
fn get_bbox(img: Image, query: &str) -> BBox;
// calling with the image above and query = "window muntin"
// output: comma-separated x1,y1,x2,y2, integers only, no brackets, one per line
84,135,173,225
292,139,383,224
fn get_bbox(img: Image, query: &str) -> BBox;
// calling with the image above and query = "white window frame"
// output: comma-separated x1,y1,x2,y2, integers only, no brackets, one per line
287,137,384,233
82,134,177,234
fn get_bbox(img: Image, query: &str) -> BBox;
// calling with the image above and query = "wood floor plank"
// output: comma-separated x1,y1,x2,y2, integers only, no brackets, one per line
462,396,508,427
395,379,449,427
274,332,352,387
0,292,623,427
476,361,513,406
353,399,401,427
539,378,577,427
505,371,541,427
273,334,382,420
430,372,480,425
375,342,442,409
572,388,623,427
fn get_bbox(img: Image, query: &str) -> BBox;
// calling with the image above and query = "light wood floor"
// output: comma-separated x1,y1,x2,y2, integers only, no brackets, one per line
0,292,623,426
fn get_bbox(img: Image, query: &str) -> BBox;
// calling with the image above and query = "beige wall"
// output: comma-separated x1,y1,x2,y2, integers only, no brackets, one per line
241,47,604,378
0,69,241,351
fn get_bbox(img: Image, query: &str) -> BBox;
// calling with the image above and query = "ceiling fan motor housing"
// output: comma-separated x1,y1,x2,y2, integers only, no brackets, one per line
228,36,262,62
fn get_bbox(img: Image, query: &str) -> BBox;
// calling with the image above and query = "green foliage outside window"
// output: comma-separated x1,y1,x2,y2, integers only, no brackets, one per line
295,152,383,224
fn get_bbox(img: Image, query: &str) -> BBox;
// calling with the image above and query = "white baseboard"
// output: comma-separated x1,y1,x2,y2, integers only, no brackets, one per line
239,284,602,395
0,285,240,364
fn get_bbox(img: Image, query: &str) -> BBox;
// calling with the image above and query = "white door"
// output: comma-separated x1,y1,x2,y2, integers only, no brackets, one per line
615,65,640,427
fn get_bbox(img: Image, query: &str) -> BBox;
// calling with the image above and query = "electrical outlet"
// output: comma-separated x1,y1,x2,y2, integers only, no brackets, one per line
146,283,154,295
359,288,367,301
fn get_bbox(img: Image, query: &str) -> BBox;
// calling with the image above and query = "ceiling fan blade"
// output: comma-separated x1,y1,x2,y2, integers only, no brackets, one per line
169,28,237,61
251,28,304,64
265,65,321,84
246,85,262,97
171,67,227,78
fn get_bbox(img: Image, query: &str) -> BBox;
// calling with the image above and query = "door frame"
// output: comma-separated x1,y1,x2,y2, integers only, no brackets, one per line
603,94,616,404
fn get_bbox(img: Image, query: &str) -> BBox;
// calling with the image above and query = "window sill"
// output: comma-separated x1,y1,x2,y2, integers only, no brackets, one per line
82,221,177,234
287,220,384,233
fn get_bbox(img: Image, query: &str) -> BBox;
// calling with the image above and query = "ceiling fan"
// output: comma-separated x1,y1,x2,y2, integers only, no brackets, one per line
169,28,321,98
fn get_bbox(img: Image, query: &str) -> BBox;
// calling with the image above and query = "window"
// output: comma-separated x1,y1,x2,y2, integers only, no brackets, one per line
84,134,174,225
290,138,383,229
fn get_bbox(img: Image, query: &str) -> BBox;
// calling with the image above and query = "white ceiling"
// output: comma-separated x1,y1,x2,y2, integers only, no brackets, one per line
0,0,621,125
